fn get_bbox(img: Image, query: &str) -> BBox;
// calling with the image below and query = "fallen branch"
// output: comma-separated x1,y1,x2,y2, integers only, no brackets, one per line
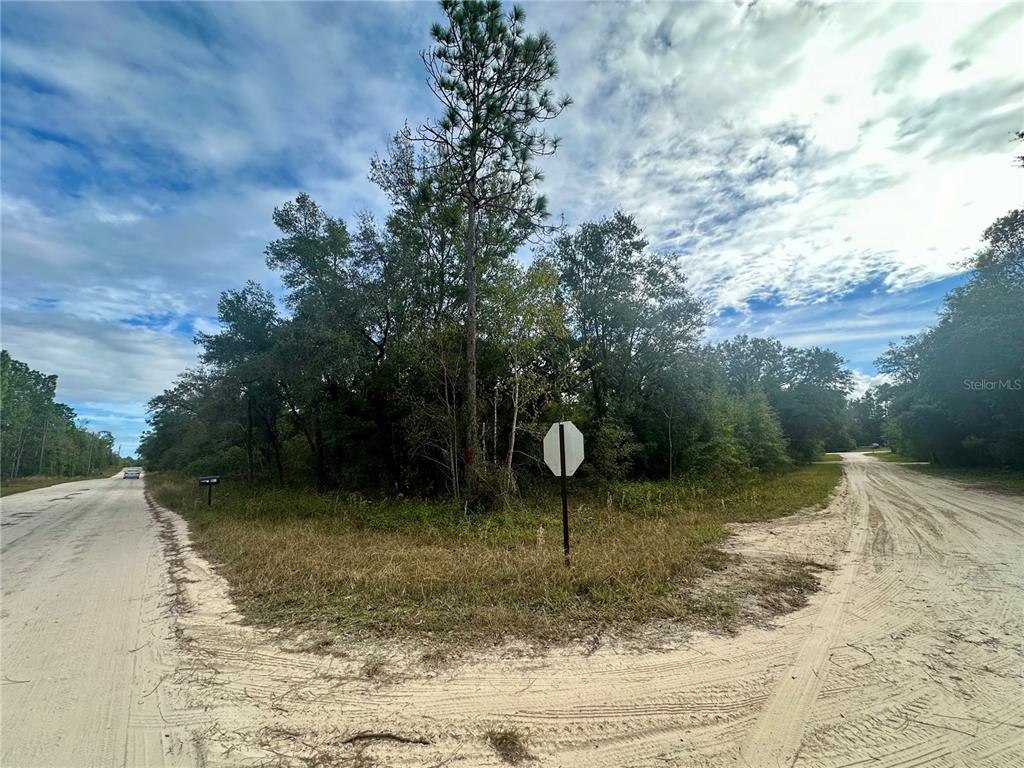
338,731,430,746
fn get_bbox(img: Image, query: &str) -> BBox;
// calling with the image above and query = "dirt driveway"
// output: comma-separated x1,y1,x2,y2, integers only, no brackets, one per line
3,456,1022,767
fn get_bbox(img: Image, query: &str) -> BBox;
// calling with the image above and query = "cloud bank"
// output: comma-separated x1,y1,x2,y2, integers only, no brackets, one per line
2,1,1021,454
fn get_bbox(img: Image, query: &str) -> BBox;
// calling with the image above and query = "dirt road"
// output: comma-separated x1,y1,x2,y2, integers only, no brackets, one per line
1,476,202,767
3,456,1022,767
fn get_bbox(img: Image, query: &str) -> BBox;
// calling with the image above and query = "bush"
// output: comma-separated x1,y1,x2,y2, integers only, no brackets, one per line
587,418,641,482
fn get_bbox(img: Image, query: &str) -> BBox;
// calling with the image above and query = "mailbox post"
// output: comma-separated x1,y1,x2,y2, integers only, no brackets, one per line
198,475,221,506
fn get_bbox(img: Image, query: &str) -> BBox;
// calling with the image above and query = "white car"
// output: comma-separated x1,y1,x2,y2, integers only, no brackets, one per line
123,467,142,479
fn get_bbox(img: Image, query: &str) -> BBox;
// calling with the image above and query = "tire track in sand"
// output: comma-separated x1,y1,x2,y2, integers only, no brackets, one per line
149,453,1022,767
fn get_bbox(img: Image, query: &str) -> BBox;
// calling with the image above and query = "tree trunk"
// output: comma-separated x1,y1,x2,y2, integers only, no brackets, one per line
246,396,255,485
272,431,284,485
314,412,327,492
264,410,284,484
282,390,321,489
37,414,49,475
667,414,673,481
443,359,460,499
464,194,479,499
505,374,520,492
11,427,27,479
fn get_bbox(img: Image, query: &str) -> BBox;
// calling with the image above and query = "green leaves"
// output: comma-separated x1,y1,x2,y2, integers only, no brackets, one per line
418,0,570,218
1,350,122,478
878,205,1024,465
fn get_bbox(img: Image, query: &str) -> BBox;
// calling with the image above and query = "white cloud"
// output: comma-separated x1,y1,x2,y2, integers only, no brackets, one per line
2,0,1021,453
0,309,197,404
533,1,1023,308
850,369,892,399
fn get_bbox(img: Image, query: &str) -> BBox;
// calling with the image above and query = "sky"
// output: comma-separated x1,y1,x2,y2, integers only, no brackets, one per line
2,1,1022,458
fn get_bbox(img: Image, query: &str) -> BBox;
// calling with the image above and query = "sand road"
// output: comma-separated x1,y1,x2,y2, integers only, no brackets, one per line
1,475,203,767
2,456,1022,767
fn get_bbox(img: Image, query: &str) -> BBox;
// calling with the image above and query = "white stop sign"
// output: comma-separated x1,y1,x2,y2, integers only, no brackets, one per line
543,421,584,477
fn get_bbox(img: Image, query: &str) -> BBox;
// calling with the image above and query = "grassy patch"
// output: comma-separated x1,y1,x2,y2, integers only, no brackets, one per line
867,451,920,463
147,464,842,642
906,465,1024,494
486,729,533,765
819,453,843,462
0,469,121,497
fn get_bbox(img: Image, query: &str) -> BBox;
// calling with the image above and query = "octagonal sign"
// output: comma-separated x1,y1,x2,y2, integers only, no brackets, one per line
544,421,585,477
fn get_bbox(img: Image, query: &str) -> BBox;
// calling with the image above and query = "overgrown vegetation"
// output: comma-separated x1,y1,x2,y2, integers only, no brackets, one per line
140,2,856,503
1,351,125,483
858,140,1023,469
148,464,841,641
486,729,533,765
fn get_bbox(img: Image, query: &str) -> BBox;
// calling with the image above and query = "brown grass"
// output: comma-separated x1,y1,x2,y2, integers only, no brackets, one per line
486,728,533,765
147,464,842,643
906,464,1024,493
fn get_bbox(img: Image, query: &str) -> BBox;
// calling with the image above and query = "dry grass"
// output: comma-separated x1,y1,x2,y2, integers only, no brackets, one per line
147,464,842,643
906,464,1024,493
867,451,921,463
486,728,533,765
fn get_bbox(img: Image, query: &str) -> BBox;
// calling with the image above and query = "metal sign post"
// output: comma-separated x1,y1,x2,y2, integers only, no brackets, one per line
198,475,221,506
543,421,584,569
558,423,570,567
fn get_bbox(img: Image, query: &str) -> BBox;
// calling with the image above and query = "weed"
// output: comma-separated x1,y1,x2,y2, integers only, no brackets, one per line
486,728,532,765
146,464,842,642
360,655,389,680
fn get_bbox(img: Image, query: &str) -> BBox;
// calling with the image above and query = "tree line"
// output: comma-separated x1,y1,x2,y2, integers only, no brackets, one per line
854,199,1023,466
1,351,123,480
138,191,855,496
141,0,1021,497
140,1,856,500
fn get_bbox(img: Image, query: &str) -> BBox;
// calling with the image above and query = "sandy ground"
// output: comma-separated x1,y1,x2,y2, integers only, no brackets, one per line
0,475,204,767
3,455,1023,767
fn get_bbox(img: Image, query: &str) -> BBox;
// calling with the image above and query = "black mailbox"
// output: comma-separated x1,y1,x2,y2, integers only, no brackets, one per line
198,475,221,505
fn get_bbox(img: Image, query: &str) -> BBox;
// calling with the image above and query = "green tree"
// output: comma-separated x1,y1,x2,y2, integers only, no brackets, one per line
717,338,853,462
848,388,887,447
552,211,706,476
416,0,571,499
878,203,1024,465
2,351,122,479
196,281,284,483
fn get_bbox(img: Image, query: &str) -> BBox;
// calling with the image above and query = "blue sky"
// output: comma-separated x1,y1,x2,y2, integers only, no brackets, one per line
2,1,1021,457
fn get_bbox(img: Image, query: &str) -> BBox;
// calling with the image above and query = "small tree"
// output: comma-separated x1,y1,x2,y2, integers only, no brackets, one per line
416,0,570,500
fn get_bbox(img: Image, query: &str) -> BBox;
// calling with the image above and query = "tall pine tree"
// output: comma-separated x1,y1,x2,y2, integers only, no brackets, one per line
416,0,570,500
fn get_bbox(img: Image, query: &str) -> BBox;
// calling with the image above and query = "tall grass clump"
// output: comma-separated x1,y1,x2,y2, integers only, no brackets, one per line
147,464,841,642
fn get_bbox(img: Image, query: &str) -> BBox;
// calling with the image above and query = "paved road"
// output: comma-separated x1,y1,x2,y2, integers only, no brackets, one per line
1,476,200,768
